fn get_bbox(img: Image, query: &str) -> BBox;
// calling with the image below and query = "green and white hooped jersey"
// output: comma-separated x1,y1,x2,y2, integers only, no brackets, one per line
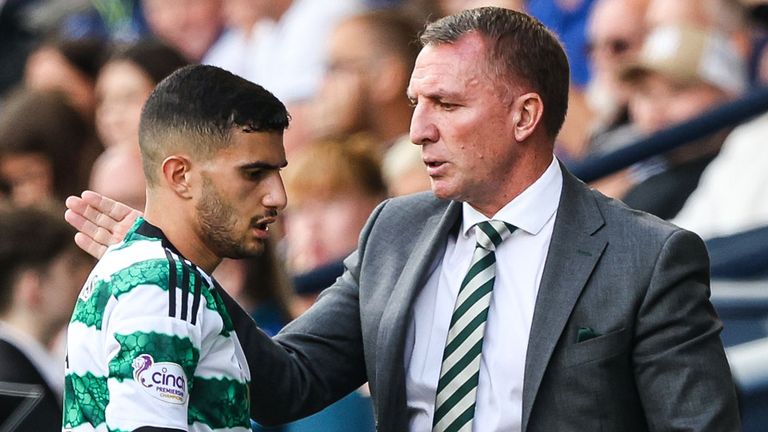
63,218,252,432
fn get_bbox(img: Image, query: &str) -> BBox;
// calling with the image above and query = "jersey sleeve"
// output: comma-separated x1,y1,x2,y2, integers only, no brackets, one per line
102,279,202,431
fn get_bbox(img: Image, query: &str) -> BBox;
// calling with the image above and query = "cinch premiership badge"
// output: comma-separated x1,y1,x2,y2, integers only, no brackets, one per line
132,354,188,404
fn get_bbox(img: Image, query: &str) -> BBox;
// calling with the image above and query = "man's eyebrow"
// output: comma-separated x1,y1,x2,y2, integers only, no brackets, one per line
239,160,288,170
408,89,464,102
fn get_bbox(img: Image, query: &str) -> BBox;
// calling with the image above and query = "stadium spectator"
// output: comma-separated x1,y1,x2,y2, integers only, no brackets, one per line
140,0,224,63
90,39,188,211
672,111,768,238
310,9,420,150
0,89,96,208
24,37,108,122
282,136,386,284
584,0,648,155
594,24,746,218
0,206,93,432
202,0,269,78
94,40,187,151
670,0,768,238
88,148,147,213
242,0,359,155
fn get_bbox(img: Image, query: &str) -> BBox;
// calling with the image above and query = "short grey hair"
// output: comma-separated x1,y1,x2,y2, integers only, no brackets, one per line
420,7,570,138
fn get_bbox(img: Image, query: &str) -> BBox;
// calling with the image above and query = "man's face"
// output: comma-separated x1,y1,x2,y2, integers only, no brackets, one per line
407,33,519,212
0,152,53,206
95,61,155,148
285,193,380,273
194,130,287,259
629,73,727,134
313,19,374,137
25,47,96,118
587,0,645,95
141,0,223,61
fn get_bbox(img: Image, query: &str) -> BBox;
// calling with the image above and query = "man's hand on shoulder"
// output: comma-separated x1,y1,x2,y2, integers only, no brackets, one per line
64,190,142,259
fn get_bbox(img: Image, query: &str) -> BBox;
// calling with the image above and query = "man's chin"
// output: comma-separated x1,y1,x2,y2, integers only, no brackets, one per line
226,242,265,259
430,184,459,201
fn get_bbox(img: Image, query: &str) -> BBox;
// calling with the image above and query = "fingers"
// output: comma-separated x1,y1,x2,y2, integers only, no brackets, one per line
68,191,141,236
64,207,118,242
74,232,108,260
66,203,110,259
64,190,143,260
81,190,141,222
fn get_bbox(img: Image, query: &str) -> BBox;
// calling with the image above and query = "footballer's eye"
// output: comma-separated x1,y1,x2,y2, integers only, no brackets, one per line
243,169,267,181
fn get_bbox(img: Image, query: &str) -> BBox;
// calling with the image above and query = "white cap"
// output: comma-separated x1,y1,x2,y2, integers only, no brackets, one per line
621,24,747,95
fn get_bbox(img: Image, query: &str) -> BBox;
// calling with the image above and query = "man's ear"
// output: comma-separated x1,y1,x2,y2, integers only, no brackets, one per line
14,270,42,308
510,92,544,142
160,155,194,199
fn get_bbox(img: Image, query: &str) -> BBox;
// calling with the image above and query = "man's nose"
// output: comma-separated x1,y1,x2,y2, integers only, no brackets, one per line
409,104,439,145
264,173,288,211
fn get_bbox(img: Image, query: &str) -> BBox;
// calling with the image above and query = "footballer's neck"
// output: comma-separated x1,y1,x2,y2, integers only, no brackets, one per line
144,192,222,274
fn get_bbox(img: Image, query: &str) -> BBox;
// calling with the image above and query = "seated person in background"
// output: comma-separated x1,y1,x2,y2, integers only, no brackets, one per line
309,9,421,151
282,135,387,311
672,111,768,239
91,39,188,211
0,206,93,432
594,24,746,219
140,0,224,63
583,0,649,156
24,37,107,122
670,0,768,240
0,89,94,208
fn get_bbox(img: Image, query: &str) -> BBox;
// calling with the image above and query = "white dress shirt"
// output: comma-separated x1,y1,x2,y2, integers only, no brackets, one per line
405,158,562,432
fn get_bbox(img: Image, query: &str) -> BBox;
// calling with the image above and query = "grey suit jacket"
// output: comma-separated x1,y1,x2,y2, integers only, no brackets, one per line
229,167,740,431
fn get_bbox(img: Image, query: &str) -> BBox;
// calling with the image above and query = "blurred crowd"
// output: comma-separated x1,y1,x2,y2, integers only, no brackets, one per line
1,0,768,430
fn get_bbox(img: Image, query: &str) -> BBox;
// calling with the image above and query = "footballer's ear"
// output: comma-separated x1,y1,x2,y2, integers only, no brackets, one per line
510,92,544,142
160,155,194,199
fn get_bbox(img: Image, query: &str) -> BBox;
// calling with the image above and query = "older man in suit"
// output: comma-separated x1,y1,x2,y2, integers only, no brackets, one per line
66,7,739,432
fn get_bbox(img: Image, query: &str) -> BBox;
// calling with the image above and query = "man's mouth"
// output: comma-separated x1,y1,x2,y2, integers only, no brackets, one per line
252,217,276,233
424,159,447,175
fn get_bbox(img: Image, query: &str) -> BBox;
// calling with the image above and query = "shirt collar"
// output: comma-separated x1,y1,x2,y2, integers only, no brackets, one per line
461,157,562,239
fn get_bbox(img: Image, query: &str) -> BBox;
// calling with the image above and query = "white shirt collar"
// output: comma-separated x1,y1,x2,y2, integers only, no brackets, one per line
461,157,562,238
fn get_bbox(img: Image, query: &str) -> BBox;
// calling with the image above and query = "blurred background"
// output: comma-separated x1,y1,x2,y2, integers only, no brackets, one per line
1,0,768,430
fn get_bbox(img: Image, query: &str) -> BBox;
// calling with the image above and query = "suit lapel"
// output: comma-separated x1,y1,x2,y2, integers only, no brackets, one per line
521,168,608,432
375,199,461,432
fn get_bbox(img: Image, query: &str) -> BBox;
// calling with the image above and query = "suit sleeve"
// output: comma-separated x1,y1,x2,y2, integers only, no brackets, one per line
633,229,740,431
223,201,392,425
